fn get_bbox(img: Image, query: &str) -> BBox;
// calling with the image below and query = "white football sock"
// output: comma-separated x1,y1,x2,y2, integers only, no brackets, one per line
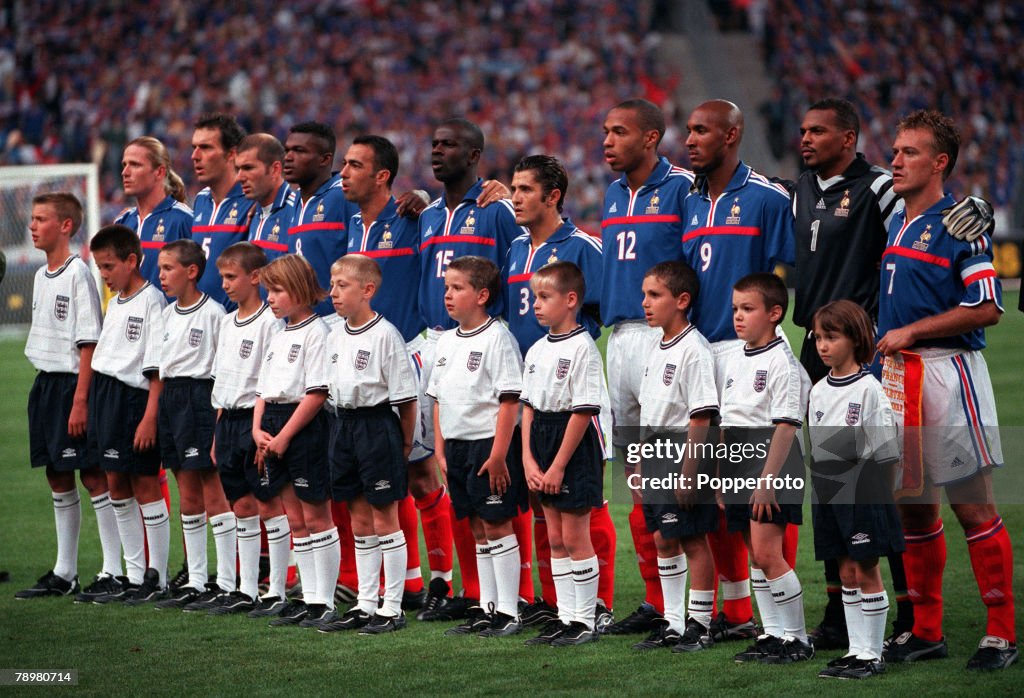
551,556,574,624
263,515,290,599
859,590,889,661
380,530,408,618
476,542,497,614
91,493,123,577
236,515,261,600
687,589,715,630
768,569,807,643
751,567,782,638
111,497,145,584
52,489,81,581
354,535,381,616
311,527,340,609
572,555,599,630
488,534,520,618
181,512,208,591
842,586,864,657
140,500,170,587
292,536,316,604
659,554,688,633
210,512,237,593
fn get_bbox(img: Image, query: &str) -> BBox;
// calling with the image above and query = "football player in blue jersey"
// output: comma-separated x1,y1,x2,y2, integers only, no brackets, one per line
236,134,294,264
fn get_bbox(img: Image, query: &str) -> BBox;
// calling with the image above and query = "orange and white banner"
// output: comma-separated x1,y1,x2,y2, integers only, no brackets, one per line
882,350,924,498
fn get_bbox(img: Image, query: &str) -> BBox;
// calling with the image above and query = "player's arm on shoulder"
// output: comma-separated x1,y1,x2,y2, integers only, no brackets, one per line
476,179,511,208
395,190,430,219
942,195,994,242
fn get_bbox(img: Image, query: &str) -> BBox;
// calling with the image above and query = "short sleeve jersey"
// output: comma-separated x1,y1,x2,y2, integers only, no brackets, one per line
347,198,425,342
159,294,225,379
327,313,418,409
877,194,1002,351
25,255,103,374
426,316,523,440
600,157,694,326
681,163,795,342
288,174,357,317
719,337,810,428
418,180,524,330
639,324,719,428
521,326,607,414
249,183,297,263
808,368,899,467
212,302,283,410
92,282,167,390
257,314,330,403
114,196,193,289
192,183,254,306
504,219,603,356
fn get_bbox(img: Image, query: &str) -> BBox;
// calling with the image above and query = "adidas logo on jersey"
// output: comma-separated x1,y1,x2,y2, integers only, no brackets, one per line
485,495,503,505
374,480,391,491
104,449,120,459
690,215,699,226
816,198,826,209
184,447,199,458
61,448,77,459
608,202,618,214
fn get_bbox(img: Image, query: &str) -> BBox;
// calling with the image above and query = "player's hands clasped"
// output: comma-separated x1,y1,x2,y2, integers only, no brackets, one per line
523,454,544,492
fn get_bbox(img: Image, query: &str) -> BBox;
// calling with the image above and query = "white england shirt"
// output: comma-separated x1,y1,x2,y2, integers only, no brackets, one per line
212,303,283,409
639,324,719,428
720,337,810,428
159,294,225,379
92,282,166,390
25,255,102,373
521,326,607,414
808,368,899,466
257,314,329,403
328,313,418,409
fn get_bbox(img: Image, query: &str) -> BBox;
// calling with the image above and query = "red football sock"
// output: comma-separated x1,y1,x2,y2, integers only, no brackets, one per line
331,500,358,590
398,495,423,592
708,510,752,623
904,519,946,642
450,502,479,599
783,523,799,569
628,502,663,613
966,516,1016,642
591,501,617,608
513,508,534,601
415,486,453,584
534,509,555,605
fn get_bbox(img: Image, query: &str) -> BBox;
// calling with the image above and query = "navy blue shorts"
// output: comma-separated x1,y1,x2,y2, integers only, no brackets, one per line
725,501,803,532
89,372,160,476
812,502,905,561
260,402,329,503
720,426,805,532
28,372,93,472
215,408,284,502
529,411,603,511
329,403,408,506
158,378,216,471
446,433,527,522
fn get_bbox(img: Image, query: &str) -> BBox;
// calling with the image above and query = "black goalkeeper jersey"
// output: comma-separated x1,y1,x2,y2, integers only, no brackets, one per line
792,154,898,328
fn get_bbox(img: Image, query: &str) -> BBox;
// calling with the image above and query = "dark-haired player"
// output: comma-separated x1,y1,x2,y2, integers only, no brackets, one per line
236,134,295,264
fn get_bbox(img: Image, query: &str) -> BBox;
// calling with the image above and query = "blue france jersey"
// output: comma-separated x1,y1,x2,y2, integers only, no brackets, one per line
114,195,193,289
249,183,297,264
289,174,357,317
601,157,694,326
348,197,425,342
878,194,1001,351
503,219,603,356
418,179,523,330
193,183,254,308
681,162,794,342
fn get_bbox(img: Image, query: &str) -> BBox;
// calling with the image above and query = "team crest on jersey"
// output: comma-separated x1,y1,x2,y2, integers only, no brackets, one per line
379,226,394,249
726,198,742,225
355,349,371,370
268,223,280,243
225,204,239,225
239,339,253,359
467,351,483,372
154,219,166,242
556,358,571,380
126,316,144,342
834,190,850,218
645,190,660,215
461,211,476,236
846,402,862,425
53,294,69,321
313,201,325,222
188,328,204,347
287,344,301,363
663,363,677,386
912,225,932,252
547,248,559,264
753,369,767,392
815,198,826,210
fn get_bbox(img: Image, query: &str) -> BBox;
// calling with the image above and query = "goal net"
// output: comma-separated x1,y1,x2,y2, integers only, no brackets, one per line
0,164,101,329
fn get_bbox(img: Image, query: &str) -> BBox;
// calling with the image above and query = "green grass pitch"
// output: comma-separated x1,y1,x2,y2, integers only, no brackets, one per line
0,294,1020,695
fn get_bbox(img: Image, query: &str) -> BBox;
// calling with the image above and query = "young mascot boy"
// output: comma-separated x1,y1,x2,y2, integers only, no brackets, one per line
722,272,813,664
152,239,236,610
427,255,527,638
87,225,171,604
319,255,418,634
18,193,116,600
631,261,719,653
208,242,288,615
520,261,607,647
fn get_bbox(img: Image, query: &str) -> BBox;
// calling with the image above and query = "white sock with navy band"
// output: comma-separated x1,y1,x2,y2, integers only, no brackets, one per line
236,515,261,600
355,535,381,616
551,556,574,625
751,567,782,638
572,555,599,630
210,512,237,593
181,512,208,591
263,515,290,600
488,535,521,618
91,493,122,577
659,554,688,633
379,530,408,618
476,543,497,614
292,536,315,605
859,590,889,661
52,489,82,581
311,527,340,610
768,569,807,643
687,589,716,630
112,497,145,584
842,586,864,657
140,500,170,587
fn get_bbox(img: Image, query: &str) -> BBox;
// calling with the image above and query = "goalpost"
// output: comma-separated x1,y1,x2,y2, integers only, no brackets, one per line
0,163,102,329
